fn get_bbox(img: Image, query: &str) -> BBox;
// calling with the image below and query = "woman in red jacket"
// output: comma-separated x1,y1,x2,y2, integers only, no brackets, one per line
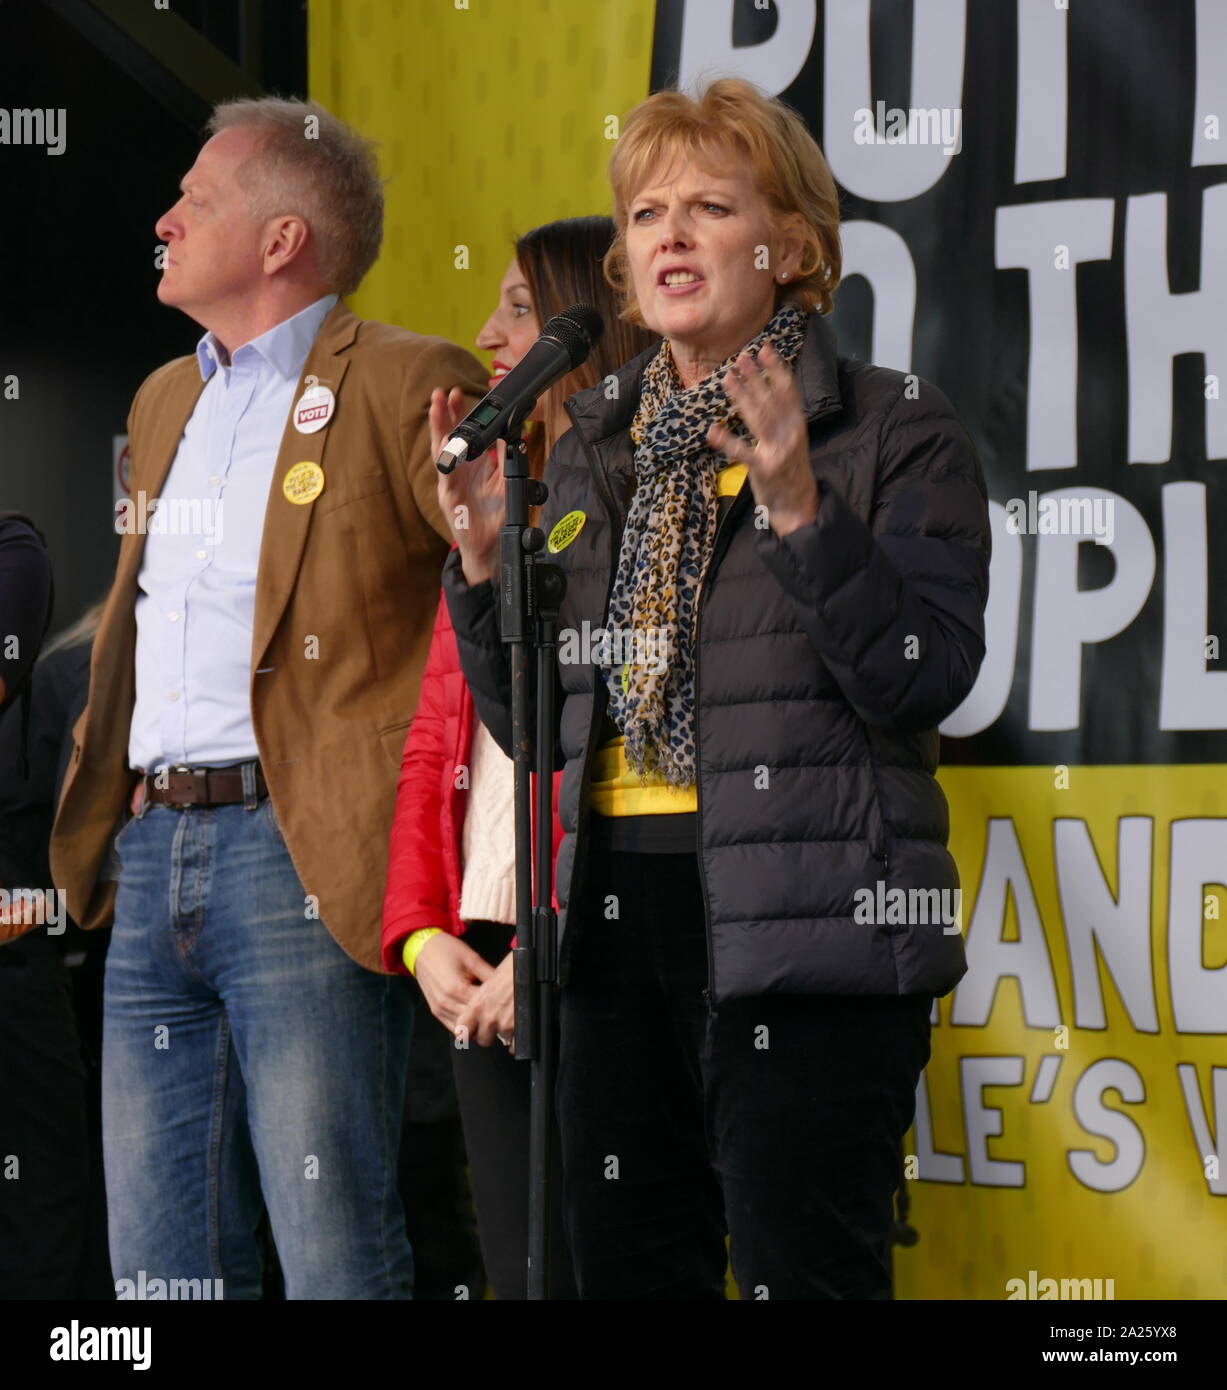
382,217,656,1299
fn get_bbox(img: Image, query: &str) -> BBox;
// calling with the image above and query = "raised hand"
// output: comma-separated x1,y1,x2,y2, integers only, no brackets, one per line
432,386,505,585
706,340,819,537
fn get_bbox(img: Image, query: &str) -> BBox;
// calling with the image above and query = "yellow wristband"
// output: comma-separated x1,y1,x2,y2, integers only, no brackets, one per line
402,928,444,976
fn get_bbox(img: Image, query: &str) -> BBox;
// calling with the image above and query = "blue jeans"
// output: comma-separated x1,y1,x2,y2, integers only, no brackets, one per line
104,797,415,1299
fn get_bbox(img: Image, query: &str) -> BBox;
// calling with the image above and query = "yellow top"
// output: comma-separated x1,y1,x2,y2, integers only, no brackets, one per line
589,463,748,818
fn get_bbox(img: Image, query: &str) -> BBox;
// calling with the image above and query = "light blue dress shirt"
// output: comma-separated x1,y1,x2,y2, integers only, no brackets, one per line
128,293,338,773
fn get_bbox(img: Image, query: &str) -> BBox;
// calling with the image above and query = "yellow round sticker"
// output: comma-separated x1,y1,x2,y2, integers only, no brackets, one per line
547,509,586,553
282,461,325,505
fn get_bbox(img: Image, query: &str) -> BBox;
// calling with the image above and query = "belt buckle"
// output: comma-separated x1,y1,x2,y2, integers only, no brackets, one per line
165,763,201,811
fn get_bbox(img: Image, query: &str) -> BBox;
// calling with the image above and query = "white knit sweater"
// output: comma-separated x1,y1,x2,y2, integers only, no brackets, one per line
458,718,517,926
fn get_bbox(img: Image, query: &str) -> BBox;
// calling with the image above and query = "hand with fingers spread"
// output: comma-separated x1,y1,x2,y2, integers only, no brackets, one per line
706,340,819,538
432,386,506,586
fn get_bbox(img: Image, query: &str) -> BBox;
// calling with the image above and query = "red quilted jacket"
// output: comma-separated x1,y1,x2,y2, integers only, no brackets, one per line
381,577,564,974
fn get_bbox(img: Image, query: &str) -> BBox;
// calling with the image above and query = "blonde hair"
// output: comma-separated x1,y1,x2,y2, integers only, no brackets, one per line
604,78,841,325
207,97,383,296
40,598,105,660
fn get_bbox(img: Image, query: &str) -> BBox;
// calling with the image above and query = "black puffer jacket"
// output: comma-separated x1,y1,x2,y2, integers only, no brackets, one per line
443,309,990,1002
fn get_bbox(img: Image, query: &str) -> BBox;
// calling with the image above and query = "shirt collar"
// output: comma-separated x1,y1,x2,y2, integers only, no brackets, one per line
195,293,339,382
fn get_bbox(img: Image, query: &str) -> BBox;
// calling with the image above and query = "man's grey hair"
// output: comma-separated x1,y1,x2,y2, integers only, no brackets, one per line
206,97,383,296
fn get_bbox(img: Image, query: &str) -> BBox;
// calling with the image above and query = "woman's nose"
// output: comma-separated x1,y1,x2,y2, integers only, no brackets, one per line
475,313,503,351
658,208,690,250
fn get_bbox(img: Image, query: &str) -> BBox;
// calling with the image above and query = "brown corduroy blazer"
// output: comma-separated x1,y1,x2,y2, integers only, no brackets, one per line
49,300,488,972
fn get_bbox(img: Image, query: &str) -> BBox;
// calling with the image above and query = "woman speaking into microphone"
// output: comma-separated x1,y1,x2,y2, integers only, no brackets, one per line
439,78,990,1300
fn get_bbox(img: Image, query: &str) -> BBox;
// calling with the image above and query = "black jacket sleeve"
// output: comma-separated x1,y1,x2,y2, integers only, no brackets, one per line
441,547,514,754
754,379,990,731
441,544,568,770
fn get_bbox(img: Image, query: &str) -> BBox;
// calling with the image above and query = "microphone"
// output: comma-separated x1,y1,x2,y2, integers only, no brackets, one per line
435,304,604,473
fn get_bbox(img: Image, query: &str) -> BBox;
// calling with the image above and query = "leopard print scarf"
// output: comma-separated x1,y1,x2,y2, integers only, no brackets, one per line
600,300,809,787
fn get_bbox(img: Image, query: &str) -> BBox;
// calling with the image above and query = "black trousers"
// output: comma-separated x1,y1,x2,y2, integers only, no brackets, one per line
555,850,933,1300
0,932,90,1298
398,998,483,1302
450,922,577,1300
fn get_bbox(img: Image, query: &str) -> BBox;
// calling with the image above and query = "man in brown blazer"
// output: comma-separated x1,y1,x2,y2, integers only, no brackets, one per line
46,98,486,1299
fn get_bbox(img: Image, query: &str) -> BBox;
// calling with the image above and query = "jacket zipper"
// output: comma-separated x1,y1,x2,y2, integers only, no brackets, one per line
694,599,715,1013
694,482,750,1013
866,731,891,876
560,400,625,961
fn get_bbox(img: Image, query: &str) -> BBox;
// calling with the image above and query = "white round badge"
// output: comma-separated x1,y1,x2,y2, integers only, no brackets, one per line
293,384,335,434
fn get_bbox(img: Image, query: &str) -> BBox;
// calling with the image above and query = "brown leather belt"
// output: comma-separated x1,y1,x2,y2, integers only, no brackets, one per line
142,761,268,809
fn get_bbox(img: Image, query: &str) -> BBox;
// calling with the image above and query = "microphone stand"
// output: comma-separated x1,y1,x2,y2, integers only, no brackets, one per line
497,408,565,1301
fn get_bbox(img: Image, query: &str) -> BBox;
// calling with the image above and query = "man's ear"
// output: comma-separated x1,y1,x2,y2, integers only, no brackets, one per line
264,215,310,275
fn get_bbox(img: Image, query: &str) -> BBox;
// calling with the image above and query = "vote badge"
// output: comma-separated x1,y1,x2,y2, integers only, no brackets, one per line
547,510,586,553
283,461,326,505
293,383,335,433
